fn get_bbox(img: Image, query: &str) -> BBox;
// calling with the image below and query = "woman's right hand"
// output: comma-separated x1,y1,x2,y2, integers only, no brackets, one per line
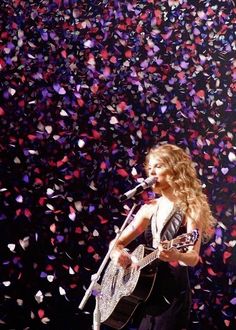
111,248,132,268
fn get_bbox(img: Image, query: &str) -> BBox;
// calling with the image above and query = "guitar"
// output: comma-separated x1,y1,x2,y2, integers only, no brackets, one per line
99,229,199,329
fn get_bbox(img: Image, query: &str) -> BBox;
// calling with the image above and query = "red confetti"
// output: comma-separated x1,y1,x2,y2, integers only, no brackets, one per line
117,168,129,177
38,309,45,319
0,107,5,116
87,246,95,253
223,251,232,264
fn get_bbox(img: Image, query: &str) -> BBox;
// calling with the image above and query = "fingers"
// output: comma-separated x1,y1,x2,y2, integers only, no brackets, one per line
158,251,170,262
113,251,140,270
111,249,132,268
158,248,180,262
130,256,140,270
119,255,132,268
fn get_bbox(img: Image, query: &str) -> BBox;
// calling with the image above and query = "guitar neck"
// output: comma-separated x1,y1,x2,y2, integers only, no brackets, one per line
136,230,199,270
138,241,170,269
138,249,160,269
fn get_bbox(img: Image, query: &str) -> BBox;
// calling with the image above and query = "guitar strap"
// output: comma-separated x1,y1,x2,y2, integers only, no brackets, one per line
160,208,184,241
151,204,183,248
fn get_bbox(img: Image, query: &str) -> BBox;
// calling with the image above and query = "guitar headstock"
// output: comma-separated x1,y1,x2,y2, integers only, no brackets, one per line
162,229,199,251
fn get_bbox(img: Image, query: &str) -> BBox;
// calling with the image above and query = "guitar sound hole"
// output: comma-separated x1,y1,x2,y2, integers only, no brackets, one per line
122,268,131,284
111,269,119,295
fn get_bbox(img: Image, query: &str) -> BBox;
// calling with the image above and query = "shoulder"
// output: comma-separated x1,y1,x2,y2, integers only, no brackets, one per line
129,199,159,233
186,207,203,227
185,208,203,239
138,198,159,219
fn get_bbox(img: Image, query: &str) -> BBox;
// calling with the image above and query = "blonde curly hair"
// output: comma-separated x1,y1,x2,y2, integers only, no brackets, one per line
145,144,216,242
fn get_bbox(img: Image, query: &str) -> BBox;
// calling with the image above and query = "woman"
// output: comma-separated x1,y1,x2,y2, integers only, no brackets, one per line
110,144,215,330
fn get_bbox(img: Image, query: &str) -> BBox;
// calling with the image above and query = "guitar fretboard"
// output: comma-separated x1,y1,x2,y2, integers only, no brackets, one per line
138,241,171,269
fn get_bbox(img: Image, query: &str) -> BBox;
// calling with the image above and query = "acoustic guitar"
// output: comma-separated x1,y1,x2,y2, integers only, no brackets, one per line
99,229,199,329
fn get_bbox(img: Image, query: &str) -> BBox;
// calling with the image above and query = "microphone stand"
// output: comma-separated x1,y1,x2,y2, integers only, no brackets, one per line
79,203,138,330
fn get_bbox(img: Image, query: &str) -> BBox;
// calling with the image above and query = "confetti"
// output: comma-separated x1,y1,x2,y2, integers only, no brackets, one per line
0,0,235,328
59,287,66,296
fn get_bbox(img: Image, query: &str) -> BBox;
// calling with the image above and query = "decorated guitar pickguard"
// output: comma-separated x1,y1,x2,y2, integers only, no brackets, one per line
100,244,145,323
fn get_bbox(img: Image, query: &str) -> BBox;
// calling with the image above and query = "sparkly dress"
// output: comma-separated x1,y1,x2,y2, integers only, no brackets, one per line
137,207,192,330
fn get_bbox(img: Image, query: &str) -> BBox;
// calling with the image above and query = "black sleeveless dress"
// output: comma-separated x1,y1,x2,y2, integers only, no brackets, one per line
137,209,192,330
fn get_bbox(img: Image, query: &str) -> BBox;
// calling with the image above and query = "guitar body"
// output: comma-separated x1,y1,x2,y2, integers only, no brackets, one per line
100,245,157,329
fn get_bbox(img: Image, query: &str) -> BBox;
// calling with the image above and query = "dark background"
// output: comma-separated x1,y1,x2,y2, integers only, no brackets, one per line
0,0,235,329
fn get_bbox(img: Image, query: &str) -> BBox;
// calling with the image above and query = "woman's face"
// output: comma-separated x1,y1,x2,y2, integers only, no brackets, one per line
147,155,171,192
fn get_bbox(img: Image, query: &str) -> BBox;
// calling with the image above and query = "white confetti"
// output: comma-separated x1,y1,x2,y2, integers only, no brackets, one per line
46,188,54,196
60,109,68,116
28,150,39,155
19,236,30,250
45,126,52,134
84,40,93,48
89,181,97,191
199,54,206,63
16,195,23,203
8,87,16,95
208,117,215,125
197,11,206,19
110,116,119,125
137,130,142,138
74,201,82,211
4,47,11,54
69,267,75,275
28,54,35,59
93,229,99,237
215,100,223,106
47,275,54,282
41,317,50,324
218,222,227,230
59,287,66,295
35,290,43,303
16,299,23,306
107,105,115,112
221,168,229,175
228,152,236,162
7,244,15,252
78,139,85,148
131,167,137,176
46,203,54,210
69,212,76,221
83,226,89,232
228,240,236,247
215,236,222,245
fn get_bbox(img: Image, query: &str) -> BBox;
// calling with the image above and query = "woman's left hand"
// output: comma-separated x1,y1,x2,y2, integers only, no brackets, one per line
158,244,180,263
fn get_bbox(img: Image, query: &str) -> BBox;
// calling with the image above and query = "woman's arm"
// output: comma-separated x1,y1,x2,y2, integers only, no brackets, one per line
177,216,202,267
110,202,155,267
158,212,203,267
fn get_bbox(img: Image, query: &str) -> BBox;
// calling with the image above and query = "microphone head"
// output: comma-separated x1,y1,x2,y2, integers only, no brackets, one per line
145,176,157,186
119,176,157,202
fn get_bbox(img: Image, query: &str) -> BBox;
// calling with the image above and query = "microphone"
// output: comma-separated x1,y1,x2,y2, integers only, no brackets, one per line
119,176,156,202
